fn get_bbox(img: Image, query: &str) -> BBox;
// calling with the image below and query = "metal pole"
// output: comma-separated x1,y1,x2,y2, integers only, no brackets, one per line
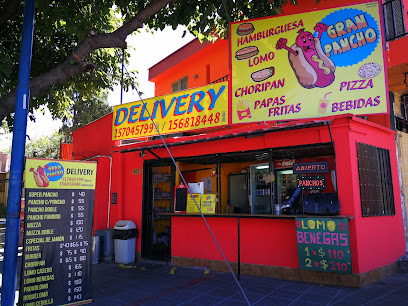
237,218,240,280
120,48,125,104
1,1,36,305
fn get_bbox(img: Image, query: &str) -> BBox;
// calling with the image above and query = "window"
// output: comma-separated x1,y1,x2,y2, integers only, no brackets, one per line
383,0,406,41
172,76,188,93
357,143,395,217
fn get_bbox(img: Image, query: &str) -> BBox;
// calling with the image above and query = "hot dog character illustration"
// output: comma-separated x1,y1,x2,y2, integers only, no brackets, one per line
276,23,335,89
30,166,49,187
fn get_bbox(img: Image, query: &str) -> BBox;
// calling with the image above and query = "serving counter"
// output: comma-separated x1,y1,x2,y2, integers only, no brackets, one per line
159,213,398,287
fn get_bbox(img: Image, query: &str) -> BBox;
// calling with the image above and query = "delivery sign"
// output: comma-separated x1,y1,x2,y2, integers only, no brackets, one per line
230,1,387,124
112,82,228,140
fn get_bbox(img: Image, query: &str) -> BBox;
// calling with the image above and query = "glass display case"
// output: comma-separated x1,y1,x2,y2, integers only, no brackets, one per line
276,169,298,204
250,163,272,214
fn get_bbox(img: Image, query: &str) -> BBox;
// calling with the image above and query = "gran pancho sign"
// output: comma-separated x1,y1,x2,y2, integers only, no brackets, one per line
112,82,228,140
230,1,388,124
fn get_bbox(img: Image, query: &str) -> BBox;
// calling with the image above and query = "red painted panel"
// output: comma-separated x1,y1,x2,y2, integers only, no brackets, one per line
346,120,405,273
240,219,299,267
91,157,111,233
122,152,144,253
72,113,116,160
171,217,299,267
172,217,238,261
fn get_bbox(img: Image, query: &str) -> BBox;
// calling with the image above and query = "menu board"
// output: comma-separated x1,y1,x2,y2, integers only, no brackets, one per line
186,194,201,213
19,158,97,306
295,217,351,274
201,194,216,214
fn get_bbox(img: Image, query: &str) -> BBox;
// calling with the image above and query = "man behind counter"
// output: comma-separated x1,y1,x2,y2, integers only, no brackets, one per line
281,185,302,215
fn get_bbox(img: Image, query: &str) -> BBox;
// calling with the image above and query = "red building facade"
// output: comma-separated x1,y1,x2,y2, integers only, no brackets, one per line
71,0,408,286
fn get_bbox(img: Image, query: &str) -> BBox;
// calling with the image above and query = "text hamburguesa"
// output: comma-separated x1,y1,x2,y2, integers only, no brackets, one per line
236,14,377,58
114,86,226,125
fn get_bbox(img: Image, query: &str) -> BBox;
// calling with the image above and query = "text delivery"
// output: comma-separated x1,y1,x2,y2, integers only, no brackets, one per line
112,82,228,140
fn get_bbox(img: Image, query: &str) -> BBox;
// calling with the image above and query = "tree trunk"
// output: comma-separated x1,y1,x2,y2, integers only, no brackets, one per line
0,0,175,122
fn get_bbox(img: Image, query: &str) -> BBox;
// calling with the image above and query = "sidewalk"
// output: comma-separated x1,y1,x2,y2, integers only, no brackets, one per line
1,253,408,305
91,260,408,306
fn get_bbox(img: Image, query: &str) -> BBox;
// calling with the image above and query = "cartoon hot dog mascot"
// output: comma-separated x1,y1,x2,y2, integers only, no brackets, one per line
30,166,49,187
276,23,335,89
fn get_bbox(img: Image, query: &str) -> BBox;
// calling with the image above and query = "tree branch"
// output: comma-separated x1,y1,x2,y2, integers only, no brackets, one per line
0,0,175,122
0,0,23,27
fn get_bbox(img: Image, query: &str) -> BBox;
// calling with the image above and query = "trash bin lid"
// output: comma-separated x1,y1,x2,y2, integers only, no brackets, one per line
114,220,136,230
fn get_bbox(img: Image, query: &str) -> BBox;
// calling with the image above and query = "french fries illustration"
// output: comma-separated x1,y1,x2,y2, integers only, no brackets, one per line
237,99,252,120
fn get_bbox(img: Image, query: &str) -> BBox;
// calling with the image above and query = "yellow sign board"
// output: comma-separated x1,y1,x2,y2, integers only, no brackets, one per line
25,158,97,190
186,194,201,213
112,82,228,140
201,194,216,214
230,1,388,123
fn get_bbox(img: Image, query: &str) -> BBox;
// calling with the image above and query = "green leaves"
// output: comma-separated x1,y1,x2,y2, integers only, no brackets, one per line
59,90,112,136
25,131,64,159
0,0,301,128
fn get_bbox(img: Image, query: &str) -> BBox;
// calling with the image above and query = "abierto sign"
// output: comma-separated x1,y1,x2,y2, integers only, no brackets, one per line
112,82,228,140
230,1,388,124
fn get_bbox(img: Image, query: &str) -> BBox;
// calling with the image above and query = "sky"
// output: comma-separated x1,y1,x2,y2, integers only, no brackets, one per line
0,26,195,152
107,26,195,107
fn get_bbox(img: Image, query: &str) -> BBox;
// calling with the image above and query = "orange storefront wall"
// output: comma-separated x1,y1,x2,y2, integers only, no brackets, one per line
151,39,230,97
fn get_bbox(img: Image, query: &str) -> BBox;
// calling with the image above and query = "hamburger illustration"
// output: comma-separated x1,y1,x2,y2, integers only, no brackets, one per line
235,46,259,60
236,23,255,36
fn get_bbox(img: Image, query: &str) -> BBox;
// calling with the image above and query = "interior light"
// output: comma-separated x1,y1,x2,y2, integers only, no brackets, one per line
256,165,269,169
279,170,293,174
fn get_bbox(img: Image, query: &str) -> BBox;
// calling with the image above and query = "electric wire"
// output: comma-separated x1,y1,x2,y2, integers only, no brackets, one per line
90,2,250,304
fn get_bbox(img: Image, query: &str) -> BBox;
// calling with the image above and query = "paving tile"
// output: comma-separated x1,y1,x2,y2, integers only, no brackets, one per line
228,292,267,304
180,295,225,305
290,301,325,306
139,297,180,306
164,290,206,302
92,285,130,299
243,284,277,295
366,294,408,306
217,298,249,305
329,287,366,304
202,287,242,298
278,281,314,292
253,295,292,306
296,292,334,304
114,292,146,303
307,285,343,296
71,261,408,306
268,288,303,300
330,294,378,305
92,296,126,306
